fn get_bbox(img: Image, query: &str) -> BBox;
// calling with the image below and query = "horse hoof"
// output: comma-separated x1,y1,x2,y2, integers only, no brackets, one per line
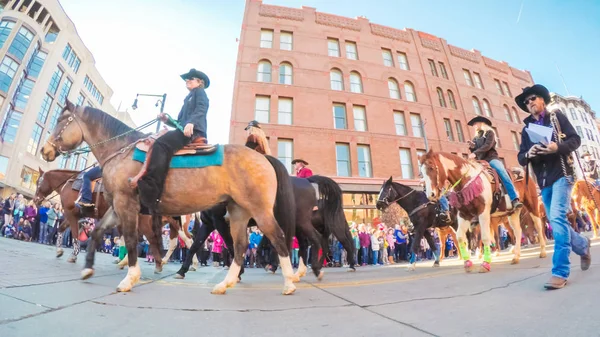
190,266,197,272
406,263,416,272
117,263,126,270
495,251,500,257
211,284,227,295
174,274,185,279
464,260,474,273
154,268,162,274
511,258,520,265
317,271,324,281
56,249,64,258
347,267,356,272
268,270,275,275
479,262,491,273
539,251,547,258
161,259,168,266
433,261,440,268
67,256,77,263
282,284,296,295
81,268,94,280
291,274,300,283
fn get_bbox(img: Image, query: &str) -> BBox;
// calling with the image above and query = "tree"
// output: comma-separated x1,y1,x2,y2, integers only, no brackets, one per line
380,203,408,227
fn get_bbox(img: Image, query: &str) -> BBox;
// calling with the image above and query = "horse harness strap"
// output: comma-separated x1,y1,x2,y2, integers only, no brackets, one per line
408,201,434,217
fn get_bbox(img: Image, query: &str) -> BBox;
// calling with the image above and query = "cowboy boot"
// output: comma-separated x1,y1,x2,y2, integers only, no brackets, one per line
129,143,155,189
192,137,207,145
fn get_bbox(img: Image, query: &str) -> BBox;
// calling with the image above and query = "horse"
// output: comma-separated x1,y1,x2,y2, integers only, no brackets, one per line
418,151,546,273
33,169,110,263
571,179,600,238
40,101,297,295
376,177,461,270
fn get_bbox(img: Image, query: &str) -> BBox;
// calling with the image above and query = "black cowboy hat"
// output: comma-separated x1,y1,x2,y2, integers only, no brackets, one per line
467,116,492,127
581,151,592,158
291,159,309,165
244,120,261,130
180,68,210,88
515,84,550,112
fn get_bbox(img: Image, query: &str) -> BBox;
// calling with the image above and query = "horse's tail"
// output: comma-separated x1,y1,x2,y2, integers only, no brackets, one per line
264,155,296,250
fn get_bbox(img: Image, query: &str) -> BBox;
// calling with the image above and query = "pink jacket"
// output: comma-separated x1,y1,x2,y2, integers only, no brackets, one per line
210,232,224,253
386,234,395,249
292,237,299,249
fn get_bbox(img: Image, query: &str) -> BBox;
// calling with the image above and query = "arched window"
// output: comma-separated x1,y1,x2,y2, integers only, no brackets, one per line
279,62,292,85
482,99,493,117
388,78,400,99
404,81,416,102
436,87,446,107
330,69,343,91
503,105,511,121
350,71,363,93
472,97,482,115
447,90,457,109
257,60,272,82
511,107,520,123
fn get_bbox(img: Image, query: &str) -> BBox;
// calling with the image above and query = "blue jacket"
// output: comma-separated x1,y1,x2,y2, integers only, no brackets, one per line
395,229,407,244
177,87,209,138
249,232,262,249
38,207,49,223
517,110,580,189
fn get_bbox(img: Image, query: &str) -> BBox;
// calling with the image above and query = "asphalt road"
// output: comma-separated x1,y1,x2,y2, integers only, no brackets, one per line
1,236,599,337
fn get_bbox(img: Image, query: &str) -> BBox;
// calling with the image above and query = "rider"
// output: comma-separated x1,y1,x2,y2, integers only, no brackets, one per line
292,159,313,178
581,152,600,189
136,68,210,211
467,116,523,210
422,178,451,223
77,165,102,208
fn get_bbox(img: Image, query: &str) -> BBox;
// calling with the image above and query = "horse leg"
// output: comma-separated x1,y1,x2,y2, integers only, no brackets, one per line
139,214,163,273
162,237,177,265
175,216,213,279
81,222,110,280
330,215,356,272
449,227,461,260
457,217,474,272
178,229,197,269
407,228,424,271
216,219,245,281
56,231,64,257
437,229,445,262
478,210,494,273
115,199,141,292
507,210,522,265
530,213,547,258
300,218,323,278
294,237,309,280
424,230,440,267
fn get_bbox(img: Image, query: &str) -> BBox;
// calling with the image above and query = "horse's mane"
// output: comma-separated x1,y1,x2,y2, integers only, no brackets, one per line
82,106,145,142
248,126,271,155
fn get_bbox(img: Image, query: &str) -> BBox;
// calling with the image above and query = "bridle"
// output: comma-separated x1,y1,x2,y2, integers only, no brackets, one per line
378,184,416,208
46,115,80,156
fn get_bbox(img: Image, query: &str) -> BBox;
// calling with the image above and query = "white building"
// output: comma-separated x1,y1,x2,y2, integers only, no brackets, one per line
547,92,599,178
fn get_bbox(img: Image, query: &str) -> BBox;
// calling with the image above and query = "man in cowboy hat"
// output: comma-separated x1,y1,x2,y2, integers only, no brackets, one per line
581,151,600,189
516,84,590,290
467,115,523,210
135,68,210,211
292,159,313,178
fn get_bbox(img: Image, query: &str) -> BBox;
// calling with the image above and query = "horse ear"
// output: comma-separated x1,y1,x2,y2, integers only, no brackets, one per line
388,176,393,183
38,167,44,175
65,99,75,113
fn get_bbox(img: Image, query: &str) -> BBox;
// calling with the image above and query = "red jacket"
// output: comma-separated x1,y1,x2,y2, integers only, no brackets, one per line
296,167,313,178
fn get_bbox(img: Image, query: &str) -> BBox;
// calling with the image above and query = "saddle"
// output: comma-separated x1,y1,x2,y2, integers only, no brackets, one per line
71,174,104,193
477,161,503,213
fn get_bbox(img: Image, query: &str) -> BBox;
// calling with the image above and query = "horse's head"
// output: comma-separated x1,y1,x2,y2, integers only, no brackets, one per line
33,168,50,205
40,99,83,162
376,176,398,211
419,149,446,201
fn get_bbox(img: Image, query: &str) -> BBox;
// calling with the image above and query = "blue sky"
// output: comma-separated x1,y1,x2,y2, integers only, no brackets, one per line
60,0,600,143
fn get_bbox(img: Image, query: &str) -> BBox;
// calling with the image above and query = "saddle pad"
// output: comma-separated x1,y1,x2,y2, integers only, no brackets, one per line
135,141,218,156
131,145,224,169
71,176,104,193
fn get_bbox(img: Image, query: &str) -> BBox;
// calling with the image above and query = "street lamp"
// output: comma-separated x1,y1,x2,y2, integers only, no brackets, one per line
131,93,167,132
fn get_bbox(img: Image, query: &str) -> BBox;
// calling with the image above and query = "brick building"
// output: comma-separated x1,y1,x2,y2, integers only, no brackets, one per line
230,0,534,223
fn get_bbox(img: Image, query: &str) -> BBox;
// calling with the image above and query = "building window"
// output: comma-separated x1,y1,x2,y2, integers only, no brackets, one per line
330,69,343,91
439,62,448,79
576,126,583,138
254,95,270,123
8,26,34,61
472,97,482,115
404,81,416,102
0,20,15,49
502,81,512,97
77,92,85,106
328,38,340,57
444,118,454,141
569,108,577,120
455,120,465,142
503,105,511,121
357,145,372,178
447,90,457,109
394,111,407,136
0,155,8,179
27,123,43,155
38,94,52,123
463,69,473,86
399,148,413,179
410,113,423,138
78,153,88,171
280,31,292,50
62,44,81,73
382,49,393,67
335,143,351,177
388,78,400,99
69,155,78,170
14,78,34,110
48,67,64,95
492,127,501,147
0,56,18,92
278,97,292,125
20,166,39,190
349,71,363,93
345,41,358,60
482,99,493,117
260,29,273,48
27,49,47,79
59,156,67,169
353,105,367,131
511,131,520,150
436,87,446,107
473,72,483,89
49,104,62,129
3,110,22,143
428,59,438,77
333,103,347,130
494,79,504,95
511,107,520,123
257,60,272,82
279,62,292,85
277,139,293,174
57,78,73,105
397,52,409,70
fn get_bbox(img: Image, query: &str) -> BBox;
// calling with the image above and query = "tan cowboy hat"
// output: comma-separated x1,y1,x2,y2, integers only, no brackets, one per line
291,159,309,165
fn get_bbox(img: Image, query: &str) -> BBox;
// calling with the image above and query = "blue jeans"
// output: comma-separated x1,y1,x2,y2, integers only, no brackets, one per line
439,195,449,212
291,248,299,266
372,250,379,265
81,166,102,203
489,159,518,201
541,177,589,279
361,247,368,264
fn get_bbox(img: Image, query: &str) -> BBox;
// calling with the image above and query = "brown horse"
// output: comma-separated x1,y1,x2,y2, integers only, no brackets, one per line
40,101,296,295
34,169,110,262
571,179,600,238
419,151,546,273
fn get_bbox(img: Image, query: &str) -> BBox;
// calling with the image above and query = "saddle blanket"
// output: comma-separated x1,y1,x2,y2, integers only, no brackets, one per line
71,173,104,193
132,144,224,169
